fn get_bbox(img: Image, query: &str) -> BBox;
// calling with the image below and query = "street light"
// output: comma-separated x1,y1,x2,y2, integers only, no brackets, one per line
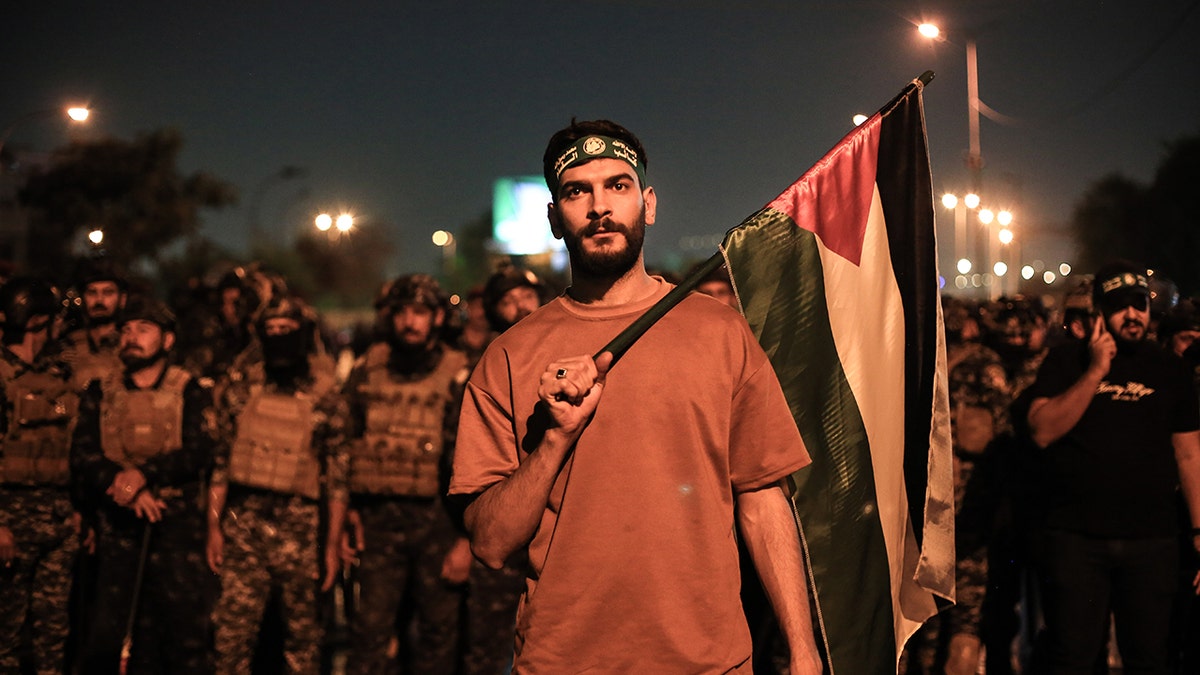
432,230,457,276
335,213,354,233
0,105,92,167
315,213,333,231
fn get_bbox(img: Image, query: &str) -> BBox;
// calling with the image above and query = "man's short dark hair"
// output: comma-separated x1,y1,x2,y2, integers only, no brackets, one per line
542,119,648,199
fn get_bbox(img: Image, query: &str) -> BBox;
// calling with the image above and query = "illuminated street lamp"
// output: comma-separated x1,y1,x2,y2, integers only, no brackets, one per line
88,228,104,245
942,193,958,209
315,213,333,231
978,208,994,225
997,228,1013,245
956,258,972,275
432,229,457,276
335,213,354,232
993,261,1007,277
997,210,1013,227
1022,265,1035,280
0,105,92,167
963,193,981,209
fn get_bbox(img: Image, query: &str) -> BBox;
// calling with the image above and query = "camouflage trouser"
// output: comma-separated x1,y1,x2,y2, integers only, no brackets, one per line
212,491,321,675
0,486,78,675
83,494,212,675
346,497,463,675
461,557,524,675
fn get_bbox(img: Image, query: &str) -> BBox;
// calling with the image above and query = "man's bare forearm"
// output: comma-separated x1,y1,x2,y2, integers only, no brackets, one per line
736,484,820,672
1028,367,1104,448
1175,431,1200,540
463,428,577,569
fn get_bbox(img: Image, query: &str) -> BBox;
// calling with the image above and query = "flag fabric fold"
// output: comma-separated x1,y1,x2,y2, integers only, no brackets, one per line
722,78,955,674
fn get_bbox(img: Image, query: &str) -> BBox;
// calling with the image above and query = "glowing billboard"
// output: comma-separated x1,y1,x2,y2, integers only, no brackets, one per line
492,176,564,256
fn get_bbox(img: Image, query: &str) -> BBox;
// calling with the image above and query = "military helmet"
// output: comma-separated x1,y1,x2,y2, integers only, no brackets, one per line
482,267,543,332
73,257,129,293
255,294,316,334
380,274,445,313
120,295,177,333
0,277,60,341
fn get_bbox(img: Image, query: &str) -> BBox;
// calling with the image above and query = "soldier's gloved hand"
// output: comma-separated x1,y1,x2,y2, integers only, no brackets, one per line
340,509,364,565
440,536,473,585
131,491,166,523
207,526,224,575
0,526,14,565
107,468,148,507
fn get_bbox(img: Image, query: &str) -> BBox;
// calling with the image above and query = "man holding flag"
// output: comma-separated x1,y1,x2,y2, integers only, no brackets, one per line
450,119,822,673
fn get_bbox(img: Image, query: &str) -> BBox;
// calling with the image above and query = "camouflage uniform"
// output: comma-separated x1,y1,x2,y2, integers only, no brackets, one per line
59,328,123,392
70,364,216,675
461,557,524,674
210,348,349,675
946,342,1010,637
342,341,468,675
0,347,79,675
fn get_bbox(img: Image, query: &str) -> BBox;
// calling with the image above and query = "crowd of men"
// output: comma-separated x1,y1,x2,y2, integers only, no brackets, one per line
3,115,1200,675
0,258,550,674
904,267,1200,675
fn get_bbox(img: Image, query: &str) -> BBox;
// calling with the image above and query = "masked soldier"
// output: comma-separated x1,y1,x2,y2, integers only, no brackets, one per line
70,296,215,674
207,295,349,674
342,274,470,675
61,259,129,391
0,278,81,674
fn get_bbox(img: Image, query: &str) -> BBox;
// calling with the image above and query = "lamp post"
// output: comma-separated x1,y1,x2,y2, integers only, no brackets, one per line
918,24,983,193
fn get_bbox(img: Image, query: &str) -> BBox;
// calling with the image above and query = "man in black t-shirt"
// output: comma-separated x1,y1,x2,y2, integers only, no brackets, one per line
1027,260,1200,674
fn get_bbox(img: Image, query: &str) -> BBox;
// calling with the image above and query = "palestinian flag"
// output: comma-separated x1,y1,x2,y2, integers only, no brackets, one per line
721,76,955,673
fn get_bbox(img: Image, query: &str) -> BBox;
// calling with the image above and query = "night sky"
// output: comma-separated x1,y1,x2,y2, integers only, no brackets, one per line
5,1,1198,284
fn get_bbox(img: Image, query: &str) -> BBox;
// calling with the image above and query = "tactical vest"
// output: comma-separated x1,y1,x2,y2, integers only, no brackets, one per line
349,345,467,497
0,361,77,486
228,390,322,500
64,330,123,391
100,367,190,466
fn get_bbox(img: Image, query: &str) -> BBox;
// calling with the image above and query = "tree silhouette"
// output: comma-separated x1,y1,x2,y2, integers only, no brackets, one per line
19,128,237,278
1071,134,1200,295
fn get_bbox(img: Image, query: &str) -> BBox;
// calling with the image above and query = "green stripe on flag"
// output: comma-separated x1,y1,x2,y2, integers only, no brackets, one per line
724,207,896,675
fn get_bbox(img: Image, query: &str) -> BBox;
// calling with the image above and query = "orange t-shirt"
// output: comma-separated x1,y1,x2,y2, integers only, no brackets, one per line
451,279,810,673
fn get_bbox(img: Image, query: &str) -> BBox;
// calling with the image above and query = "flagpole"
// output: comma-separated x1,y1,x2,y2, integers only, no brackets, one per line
593,72,935,368
593,251,723,364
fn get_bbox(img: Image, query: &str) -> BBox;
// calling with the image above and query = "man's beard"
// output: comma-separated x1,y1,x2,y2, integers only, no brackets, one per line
561,211,646,281
120,346,167,373
388,335,440,376
1111,315,1148,351
88,307,117,326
